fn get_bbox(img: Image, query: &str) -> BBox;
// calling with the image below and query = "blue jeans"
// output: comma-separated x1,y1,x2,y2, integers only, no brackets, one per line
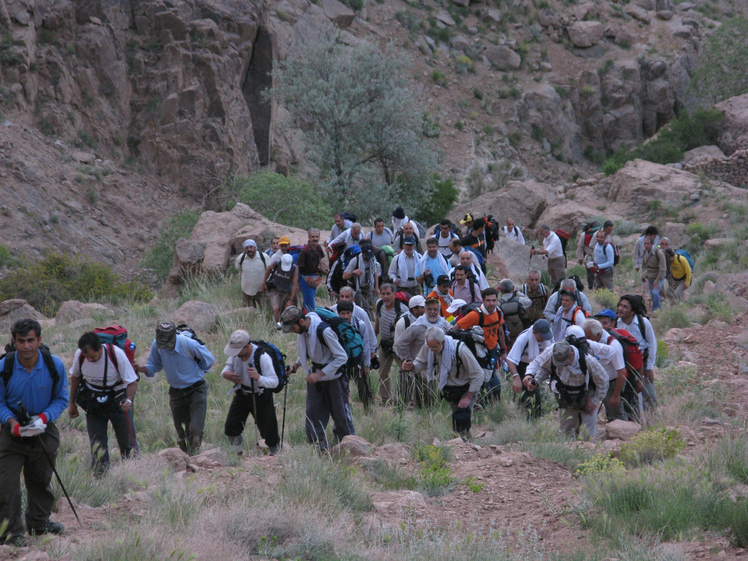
299,275,318,313
647,279,662,311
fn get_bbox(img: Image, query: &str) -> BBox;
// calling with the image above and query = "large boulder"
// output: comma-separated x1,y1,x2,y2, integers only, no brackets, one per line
535,201,600,234
568,21,604,48
681,145,726,165
487,239,532,283
447,180,556,232
483,45,521,70
606,160,702,212
55,301,113,324
716,93,748,156
172,300,220,333
0,300,47,334
605,419,642,441
319,0,355,27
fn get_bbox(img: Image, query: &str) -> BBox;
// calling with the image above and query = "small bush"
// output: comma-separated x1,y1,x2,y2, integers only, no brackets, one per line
592,288,619,310
619,427,685,466
576,453,626,478
472,88,484,100
416,444,453,496
431,69,447,86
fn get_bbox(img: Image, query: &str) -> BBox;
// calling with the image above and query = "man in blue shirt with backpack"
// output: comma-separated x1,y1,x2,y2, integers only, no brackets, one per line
135,322,214,456
0,319,68,547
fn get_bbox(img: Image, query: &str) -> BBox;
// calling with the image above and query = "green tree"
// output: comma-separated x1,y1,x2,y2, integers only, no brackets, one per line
413,176,458,227
224,172,332,230
687,17,748,108
269,23,438,221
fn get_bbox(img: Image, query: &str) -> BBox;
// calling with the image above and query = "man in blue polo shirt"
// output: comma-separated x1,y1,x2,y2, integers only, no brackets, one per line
135,322,214,455
0,318,68,547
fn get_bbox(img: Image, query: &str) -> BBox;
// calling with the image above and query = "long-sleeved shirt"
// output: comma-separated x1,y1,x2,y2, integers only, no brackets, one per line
329,229,364,249
395,316,450,361
593,242,615,270
633,234,661,270
416,253,450,292
507,328,553,366
345,254,378,290
71,345,138,391
526,346,608,407
451,280,483,304
617,315,657,370
670,254,692,285
412,338,484,392
502,226,525,244
326,219,353,245
642,247,666,283
296,313,348,381
144,335,215,389
543,290,592,321
389,251,421,288
222,346,278,394
0,351,69,424
235,252,268,296
588,338,625,382
576,229,610,261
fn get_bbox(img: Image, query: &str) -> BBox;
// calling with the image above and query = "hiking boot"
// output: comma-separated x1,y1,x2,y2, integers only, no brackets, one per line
29,520,64,536
3,535,28,547
269,444,281,456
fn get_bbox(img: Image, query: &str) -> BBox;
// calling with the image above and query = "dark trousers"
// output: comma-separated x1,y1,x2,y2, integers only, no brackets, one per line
517,361,542,420
85,406,135,474
224,390,280,448
169,381,209,456
305,376,355,450
479,370,502,407
0,423,59,537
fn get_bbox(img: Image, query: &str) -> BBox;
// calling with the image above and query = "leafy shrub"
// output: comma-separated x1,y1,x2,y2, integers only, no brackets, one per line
655,340,669,368
0,252,152,316
592,288,618,310
0,244,18,268
225,172,332,231
416,444,453,496
576,453,626,478
602,108,724,175
142,209,202,284
431,69,447,86
413,176,458,227
619,427,685,466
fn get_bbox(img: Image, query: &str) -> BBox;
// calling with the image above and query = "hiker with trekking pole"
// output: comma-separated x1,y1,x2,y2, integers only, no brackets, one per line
69,331,139,477
0,319,70,547
221,330,283,456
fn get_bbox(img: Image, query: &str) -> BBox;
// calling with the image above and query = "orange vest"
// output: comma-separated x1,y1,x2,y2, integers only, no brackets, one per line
457,308,504,350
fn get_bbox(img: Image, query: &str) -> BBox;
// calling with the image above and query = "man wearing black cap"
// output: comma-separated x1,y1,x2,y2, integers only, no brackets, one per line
135,322,215,455
507,319,554,420
342,241,380,315
282,307,354,450
524,339,607,439
221,330,280,455
389,235,422,297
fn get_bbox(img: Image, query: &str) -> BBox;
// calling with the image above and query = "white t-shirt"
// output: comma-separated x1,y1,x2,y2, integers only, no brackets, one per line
70,345,138,391
588,338,625,382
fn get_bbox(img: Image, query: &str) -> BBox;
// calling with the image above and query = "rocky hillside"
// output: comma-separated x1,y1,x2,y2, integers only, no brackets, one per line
0,0,746,274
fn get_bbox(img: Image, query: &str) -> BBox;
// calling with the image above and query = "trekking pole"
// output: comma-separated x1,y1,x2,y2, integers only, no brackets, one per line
250,380,260,453
17,403,82,528
281,366,290,450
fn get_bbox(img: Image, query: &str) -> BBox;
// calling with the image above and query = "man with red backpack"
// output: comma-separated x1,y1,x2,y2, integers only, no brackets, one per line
69,331,139,476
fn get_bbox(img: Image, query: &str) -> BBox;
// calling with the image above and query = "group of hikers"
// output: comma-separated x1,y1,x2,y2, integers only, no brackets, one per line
0,207,681,546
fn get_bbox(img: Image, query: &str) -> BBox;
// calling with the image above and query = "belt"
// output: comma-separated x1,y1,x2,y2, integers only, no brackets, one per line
174,379,205,392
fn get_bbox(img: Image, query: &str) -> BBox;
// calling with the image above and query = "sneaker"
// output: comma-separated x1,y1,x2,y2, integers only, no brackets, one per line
29,520,64,536
3,535,28,547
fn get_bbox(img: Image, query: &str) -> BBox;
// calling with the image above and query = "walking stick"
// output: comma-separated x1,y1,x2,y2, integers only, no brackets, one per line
17,403,82,528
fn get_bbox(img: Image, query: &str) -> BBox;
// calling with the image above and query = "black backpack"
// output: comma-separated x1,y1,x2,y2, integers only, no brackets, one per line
176,324,206,346
450,330,494,370
251,341,288,394
2,344,60,389
500,293,526,339
548,334,596,410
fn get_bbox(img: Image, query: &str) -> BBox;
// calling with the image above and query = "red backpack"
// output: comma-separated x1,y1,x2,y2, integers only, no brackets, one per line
87,325,136,370
607,328,643,375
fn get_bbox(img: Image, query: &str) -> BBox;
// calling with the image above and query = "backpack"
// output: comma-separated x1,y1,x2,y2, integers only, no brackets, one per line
553,290,583,312
500,294,525,339
342,245,362,269
380,244,395,265
483,215,500,252
583,222,602,247
604,242,620,266
465,246,485,267
432,221,462,239
376,297,407,321
91,325,136,369
554,229,570,256
176,324,206,346
251,341,288,394
606,328,644,378
675,249,695,275
561,305,590,325
239,251,267,268
549,334,596,411
313,307,365,368
1,345,60,389
341,211,357,223
288,245,304,264
450,328,495,371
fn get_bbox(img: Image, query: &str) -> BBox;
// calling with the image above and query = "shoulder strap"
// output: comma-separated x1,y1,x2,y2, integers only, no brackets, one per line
260,253,267,267
107,343,120,373
240,253,245,266
40,349,60,391
2,351,14,387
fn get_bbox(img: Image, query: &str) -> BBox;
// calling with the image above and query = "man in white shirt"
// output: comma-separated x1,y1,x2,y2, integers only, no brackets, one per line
325,213,353,251
508,319,554,419
531,225,566,285
221,330,280,455
235,239,268,308
617,295,657,413
436,219,459,258
68,331,138,475
501,218,525,244
329,222,365,249
389,236,422,296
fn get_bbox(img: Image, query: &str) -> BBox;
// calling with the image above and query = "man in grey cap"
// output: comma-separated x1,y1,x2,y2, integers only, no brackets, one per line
507,319,554,420
235,238,268,308
135,322,214,455
523,338,607,439
282,306,354,451
221,330,281,455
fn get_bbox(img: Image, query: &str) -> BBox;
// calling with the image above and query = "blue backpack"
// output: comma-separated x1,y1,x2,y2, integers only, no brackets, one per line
466,246,485,266
675,249,694,274
342,245,362,269
313,307,364,368
251,341,288,394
